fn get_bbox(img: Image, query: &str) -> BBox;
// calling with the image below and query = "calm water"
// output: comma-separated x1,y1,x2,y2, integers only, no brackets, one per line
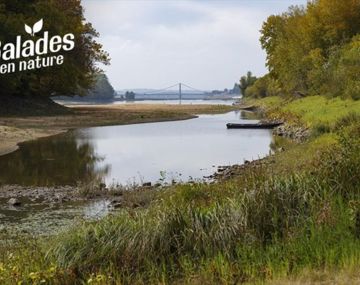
0,197,110,238
0,111,273,237
0,111,273,186
113,99,236,106
57,99,237,106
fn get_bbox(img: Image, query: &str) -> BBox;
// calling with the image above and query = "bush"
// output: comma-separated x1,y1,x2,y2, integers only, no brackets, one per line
324,35,360,100
1,118,359,285
44,131,360,283
245,75,282,98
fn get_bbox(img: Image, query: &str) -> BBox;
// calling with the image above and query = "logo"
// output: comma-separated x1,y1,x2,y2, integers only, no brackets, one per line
25,19,44,37
0,19,75,75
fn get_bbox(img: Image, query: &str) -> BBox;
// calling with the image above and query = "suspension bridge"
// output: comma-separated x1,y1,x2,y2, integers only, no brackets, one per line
120,83,210,103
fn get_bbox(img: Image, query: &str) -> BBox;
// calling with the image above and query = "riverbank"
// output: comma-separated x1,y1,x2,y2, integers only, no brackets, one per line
0,96,359,285
0,103,235,156
0,126,62,156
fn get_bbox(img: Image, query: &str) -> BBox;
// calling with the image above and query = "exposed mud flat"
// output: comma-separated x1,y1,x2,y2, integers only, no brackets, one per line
0,103,235,156
0,126,64,156
0,184,123,239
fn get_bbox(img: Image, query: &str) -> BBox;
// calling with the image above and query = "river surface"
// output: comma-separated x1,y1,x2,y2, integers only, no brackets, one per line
0,110,273,237
56,99,237,106
0,111,272,187
113,99,236,106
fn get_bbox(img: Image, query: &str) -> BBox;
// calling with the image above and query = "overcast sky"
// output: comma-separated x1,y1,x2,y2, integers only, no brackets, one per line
82,0,307,91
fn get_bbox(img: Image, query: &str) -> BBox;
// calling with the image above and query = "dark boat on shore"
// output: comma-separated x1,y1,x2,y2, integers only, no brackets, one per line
226,122,283,129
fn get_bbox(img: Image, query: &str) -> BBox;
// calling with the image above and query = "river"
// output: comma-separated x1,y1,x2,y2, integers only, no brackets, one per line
0,111,272,186
0,110,273,238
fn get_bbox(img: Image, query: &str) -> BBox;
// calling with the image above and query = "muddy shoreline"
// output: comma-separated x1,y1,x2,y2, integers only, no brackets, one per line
0,102,306,209
0,103,235,156
0,103,238,219
0,126,65,156
0,102,305,238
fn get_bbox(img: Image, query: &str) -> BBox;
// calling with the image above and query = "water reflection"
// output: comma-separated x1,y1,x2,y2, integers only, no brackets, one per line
113,99,236,106
0,133,110,186
0,198,111,238
0,111,273,186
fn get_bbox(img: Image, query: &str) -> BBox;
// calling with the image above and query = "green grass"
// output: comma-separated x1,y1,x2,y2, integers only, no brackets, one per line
282,96,360,127
250,96,360,131
0,96,360,284
249,96,285,109
269,133,338,174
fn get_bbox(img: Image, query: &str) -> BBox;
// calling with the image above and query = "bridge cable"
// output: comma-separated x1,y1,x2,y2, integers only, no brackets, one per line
143,83,180,95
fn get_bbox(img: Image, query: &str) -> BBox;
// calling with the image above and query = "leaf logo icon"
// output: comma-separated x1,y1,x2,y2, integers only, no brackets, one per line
24,19,43,36
25,24,32,35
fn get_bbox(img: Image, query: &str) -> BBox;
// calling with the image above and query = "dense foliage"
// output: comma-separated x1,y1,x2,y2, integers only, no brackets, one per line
239,71,257,95
0,0,109,98
56,73,115,101
86,74,115,100
244,0,360,99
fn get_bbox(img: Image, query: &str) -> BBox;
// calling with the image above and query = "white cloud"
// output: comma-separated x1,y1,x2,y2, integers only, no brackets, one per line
83,0,307,90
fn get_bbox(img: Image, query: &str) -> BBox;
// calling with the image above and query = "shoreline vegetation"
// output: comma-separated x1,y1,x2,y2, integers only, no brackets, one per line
0,103,236,156
0,0,360,284
0,95,359,284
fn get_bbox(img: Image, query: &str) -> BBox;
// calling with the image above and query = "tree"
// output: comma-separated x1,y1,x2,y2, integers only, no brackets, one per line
239,71,257,96
245,74,282,98
230,83,240,94
55,73,115,101
125,91,135,100
0,0,109,100
325,35,360,100
86,74,115,100
259,0,360,97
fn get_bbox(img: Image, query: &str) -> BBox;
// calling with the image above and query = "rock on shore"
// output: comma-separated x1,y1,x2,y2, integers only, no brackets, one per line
273,123,310,142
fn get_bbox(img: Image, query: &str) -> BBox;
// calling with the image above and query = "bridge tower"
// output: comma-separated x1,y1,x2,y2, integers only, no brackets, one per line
179,82,182,104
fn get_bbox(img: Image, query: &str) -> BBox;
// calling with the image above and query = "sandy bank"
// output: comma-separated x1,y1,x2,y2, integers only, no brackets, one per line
0,103,235,156
0,126,64,156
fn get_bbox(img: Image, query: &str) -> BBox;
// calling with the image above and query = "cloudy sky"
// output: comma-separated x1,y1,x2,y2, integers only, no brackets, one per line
83,0,307,91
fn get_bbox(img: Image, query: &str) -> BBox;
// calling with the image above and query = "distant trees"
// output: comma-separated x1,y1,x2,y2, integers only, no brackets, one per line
85,73,115,100
231,83,241,94
246,0,360,99
239,71,257,95
125,91,135,100
55,73,115,101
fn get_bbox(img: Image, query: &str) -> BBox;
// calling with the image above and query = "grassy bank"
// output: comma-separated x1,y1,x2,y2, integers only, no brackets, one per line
249,95,360,129
1,96,359,284
0,103,235,156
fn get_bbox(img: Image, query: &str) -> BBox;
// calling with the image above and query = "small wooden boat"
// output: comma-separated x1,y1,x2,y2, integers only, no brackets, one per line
226,122,283,129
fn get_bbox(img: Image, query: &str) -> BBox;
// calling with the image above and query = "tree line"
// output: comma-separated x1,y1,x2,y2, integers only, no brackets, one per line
240,0,360,100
